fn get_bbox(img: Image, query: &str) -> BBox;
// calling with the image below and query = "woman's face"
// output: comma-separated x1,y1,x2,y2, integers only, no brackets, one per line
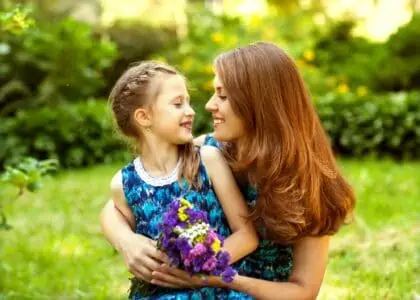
205,73,245,141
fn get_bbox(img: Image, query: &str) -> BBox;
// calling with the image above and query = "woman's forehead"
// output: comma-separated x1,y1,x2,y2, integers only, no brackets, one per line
213,74,223,89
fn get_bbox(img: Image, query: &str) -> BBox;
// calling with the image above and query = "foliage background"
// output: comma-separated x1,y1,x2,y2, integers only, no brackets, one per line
1,0,419,299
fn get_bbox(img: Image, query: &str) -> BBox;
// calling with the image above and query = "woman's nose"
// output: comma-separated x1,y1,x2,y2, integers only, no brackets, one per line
205,96,217,112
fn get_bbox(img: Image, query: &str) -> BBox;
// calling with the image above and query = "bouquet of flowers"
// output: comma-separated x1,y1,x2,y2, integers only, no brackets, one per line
129,198,236,297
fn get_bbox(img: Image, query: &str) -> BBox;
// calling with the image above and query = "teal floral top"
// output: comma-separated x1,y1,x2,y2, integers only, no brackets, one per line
203,135,293,282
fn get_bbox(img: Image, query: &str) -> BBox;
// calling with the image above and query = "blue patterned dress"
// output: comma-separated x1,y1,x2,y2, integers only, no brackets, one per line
203,135,293,282
122,153,253,299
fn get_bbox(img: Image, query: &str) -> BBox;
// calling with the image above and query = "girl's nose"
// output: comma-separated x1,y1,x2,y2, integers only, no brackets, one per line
185,103,195,116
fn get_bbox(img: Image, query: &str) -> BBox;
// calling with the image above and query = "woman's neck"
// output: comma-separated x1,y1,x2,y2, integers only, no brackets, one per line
138,136,179,177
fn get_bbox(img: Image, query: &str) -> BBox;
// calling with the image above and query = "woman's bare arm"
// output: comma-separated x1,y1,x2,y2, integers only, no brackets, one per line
151,235,330,300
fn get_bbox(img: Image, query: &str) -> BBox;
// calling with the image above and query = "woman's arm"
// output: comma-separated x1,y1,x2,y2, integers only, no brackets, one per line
227,236,330,299
152,236,330,300
200,146,259,263
100,171,169,282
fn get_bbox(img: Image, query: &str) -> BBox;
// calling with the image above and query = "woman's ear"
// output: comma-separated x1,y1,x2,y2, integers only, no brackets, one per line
133,107,152,129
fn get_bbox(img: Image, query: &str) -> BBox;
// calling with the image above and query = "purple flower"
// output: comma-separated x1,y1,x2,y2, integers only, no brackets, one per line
216,251,231,267
221,267,237,283
156,198,237,283
176,237,192,257
202,257,217,271
190,243,206,257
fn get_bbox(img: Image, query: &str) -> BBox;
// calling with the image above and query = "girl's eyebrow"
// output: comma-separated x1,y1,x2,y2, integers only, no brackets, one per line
172,95,190,102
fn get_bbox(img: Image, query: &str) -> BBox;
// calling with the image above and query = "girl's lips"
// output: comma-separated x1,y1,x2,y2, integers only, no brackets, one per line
181,121,193,130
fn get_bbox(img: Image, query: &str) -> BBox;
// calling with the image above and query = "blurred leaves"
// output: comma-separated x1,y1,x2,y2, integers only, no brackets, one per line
0,5,35,35
0,100,131,169
0,157,58,229
0,8,118,116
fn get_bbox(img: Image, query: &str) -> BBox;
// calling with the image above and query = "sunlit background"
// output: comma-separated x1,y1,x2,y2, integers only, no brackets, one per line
1,0,419,299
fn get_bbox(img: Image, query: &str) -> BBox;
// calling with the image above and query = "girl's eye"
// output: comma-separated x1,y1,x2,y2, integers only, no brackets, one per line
174,102,182,108
218,95,227,101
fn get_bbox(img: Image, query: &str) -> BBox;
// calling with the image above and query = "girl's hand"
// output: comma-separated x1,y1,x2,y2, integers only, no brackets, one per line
151,264,207,289
118,233,170,283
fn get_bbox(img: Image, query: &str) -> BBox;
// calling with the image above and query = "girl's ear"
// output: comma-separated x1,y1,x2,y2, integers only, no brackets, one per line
133,107,152,129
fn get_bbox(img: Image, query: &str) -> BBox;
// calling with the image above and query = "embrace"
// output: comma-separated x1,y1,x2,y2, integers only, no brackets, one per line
100,42,355,299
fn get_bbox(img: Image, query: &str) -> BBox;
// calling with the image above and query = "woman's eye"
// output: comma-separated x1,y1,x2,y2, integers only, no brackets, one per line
218,95,227,100
174,102,182,107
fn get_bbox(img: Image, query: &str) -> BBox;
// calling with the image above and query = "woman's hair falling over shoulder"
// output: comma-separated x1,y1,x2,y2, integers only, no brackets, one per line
214,42,355,244
108,61,201,189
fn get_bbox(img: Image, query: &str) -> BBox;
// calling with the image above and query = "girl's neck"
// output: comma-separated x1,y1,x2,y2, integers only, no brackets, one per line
138,136,179,177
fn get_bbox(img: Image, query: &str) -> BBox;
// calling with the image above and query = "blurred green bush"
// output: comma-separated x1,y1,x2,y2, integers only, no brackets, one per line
313,13,420,93
316,91,420,159
1,4,419,168
0,9,117,116
0,100,131,168
1,92,419,169
103,19,178,95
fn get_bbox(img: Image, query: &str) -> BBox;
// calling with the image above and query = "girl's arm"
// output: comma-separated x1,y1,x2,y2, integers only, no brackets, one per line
152,235,329,299
200,146,259,263
100,171,169,281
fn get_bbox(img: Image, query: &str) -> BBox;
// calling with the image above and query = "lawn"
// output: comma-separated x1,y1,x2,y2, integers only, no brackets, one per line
1,159,419,299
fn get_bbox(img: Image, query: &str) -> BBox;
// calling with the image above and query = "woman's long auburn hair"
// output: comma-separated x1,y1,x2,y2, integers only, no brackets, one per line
214,42,355,244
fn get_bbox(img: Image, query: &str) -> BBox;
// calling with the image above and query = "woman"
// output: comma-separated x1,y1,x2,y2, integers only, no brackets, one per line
101,42,355,299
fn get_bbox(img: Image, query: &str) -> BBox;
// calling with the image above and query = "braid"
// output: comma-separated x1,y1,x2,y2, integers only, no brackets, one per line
109,61,177,137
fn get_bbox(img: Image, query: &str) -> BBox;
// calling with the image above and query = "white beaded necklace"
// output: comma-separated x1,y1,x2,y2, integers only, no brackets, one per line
134,156,181,187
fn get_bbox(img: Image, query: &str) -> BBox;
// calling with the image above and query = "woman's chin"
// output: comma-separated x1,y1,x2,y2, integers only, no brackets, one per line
213,130,229,142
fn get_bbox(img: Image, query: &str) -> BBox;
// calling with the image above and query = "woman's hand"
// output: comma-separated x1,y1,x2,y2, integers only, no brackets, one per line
100,199,170,283
151,264,208,289
117,232,170,283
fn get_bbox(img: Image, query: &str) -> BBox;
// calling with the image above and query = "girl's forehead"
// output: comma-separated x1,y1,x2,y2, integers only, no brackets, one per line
155,74,187,94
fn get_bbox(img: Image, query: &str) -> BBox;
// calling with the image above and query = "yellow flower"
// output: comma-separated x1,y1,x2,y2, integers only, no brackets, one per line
178,207,189,222
357,85,368,97
204,64,214,75
211,32,224,44
180,198,193,208
194,234,206,243
178,199,193,221
211,239,221,252
303,50,315,62
337,83,349,94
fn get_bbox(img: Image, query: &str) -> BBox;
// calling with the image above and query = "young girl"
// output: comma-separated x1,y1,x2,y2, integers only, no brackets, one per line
107,61,258,299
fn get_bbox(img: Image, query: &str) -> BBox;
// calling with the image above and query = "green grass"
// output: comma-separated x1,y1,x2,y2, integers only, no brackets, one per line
1,159,419,299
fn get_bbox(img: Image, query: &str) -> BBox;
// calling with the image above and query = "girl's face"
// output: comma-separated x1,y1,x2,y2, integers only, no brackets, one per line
205,73,245,142
146,74,195,144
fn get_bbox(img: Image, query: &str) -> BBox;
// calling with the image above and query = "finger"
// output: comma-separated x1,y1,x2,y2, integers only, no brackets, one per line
150,279,183,289
130,265,154,282
147,247,171,264
130,267,148,282
139,256,162,272
152,271,190,287
158,264,190,280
